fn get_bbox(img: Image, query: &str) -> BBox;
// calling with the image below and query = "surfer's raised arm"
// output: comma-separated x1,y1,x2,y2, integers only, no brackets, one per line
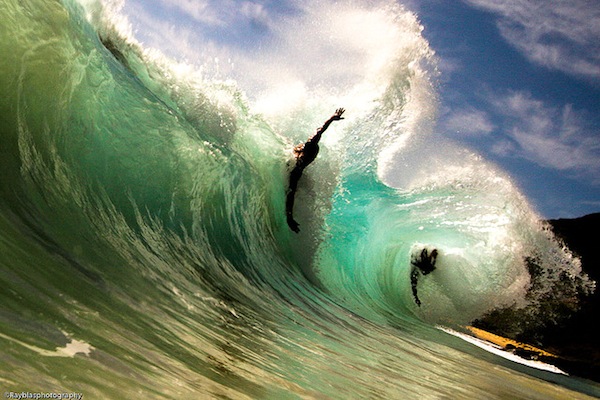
310,108,345,144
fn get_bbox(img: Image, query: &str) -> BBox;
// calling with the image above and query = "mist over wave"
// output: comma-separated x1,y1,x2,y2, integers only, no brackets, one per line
0,0,596,397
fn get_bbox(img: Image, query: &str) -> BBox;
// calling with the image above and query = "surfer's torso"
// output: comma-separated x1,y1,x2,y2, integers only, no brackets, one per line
294,139,320,169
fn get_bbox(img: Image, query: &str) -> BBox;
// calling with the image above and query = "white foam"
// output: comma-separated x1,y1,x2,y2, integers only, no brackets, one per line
0,331,94,358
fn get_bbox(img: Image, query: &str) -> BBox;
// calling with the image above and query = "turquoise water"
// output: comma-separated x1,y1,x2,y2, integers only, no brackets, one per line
1,0,598,398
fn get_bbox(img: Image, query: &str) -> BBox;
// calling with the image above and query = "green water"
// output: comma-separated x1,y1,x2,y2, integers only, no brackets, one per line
0,0,598,398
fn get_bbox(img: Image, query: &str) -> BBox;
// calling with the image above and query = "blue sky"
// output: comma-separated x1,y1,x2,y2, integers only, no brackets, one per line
409,0,600,218
119,0,600,219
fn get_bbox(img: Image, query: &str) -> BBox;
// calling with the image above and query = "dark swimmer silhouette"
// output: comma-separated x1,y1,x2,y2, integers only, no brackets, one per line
410,247,438,306
286,108,345,233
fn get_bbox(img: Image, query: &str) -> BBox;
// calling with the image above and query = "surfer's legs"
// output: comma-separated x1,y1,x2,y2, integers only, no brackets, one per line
286,210,300,233
286,166,303,233
410,267,421,306
286,186,300,232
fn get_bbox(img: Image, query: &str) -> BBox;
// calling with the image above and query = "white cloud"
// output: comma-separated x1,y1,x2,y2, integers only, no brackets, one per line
489,91,600,181
444,107,495,136
152,0,276,29
239,2,270,25
121,2,206,62
157,0,222,25
462,0,600,80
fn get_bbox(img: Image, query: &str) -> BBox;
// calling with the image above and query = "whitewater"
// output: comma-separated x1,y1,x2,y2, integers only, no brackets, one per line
0,0,598,398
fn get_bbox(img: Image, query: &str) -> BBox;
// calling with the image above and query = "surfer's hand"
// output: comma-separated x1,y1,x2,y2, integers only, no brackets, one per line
332,108,345,120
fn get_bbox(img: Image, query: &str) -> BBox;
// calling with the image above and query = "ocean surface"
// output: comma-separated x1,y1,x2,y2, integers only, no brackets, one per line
1,0,599,398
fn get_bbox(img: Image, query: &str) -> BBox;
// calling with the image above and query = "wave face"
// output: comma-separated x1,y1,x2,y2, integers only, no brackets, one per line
0,0,597,398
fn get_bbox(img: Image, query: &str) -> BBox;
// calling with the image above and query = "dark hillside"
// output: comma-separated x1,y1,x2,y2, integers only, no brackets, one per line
543,213,600,380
